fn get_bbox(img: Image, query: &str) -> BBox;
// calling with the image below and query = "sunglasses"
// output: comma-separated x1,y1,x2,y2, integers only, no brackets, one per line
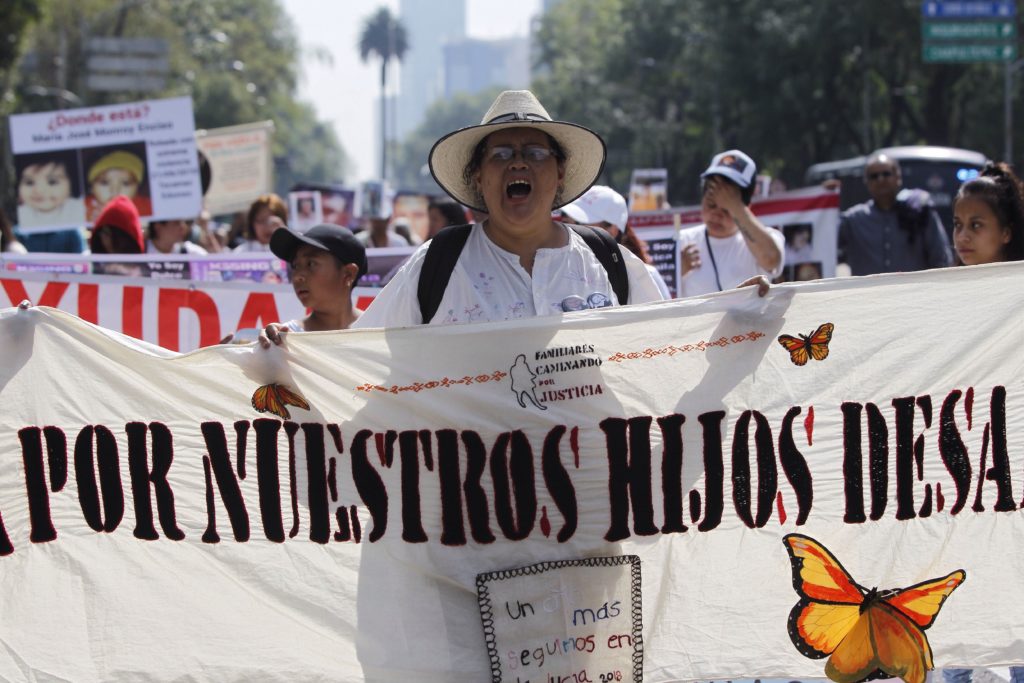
866,170,894,181
487,145,554,163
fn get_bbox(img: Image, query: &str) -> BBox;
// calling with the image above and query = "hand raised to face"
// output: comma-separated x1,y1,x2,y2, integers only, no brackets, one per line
703,176,744,216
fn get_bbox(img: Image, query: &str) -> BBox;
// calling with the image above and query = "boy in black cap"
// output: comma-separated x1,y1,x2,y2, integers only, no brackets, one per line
260,223,367,343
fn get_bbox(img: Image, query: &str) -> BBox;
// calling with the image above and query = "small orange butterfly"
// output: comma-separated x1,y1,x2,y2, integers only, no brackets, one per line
251,383,311,420
783,534,965,683
778,322,834,366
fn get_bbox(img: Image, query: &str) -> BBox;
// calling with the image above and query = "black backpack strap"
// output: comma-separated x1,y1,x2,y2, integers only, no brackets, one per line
569,224,630,305
417,223,473,324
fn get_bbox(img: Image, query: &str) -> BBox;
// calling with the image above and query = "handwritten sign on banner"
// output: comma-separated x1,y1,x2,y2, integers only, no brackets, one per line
0,262,1021,682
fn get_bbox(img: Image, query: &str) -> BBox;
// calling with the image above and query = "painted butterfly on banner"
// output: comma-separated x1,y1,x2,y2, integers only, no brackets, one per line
782,534,965,683
777,322,834,366
251,383,310,420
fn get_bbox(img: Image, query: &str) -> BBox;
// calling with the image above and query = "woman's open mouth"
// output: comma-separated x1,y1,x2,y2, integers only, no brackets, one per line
506,179,532,200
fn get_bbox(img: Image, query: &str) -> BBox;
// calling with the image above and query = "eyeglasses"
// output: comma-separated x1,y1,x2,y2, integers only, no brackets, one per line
866,170,894,181
487,145,554,163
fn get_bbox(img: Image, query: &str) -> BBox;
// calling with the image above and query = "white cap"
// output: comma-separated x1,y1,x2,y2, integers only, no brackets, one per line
701,149,757,189
572,185,629,232
559,201,590,224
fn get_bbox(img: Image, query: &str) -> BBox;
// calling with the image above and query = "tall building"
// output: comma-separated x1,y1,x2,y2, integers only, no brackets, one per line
396,0,466,139
443,37,530,98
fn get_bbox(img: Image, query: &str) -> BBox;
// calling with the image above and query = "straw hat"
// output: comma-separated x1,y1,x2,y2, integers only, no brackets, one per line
428,90,606,212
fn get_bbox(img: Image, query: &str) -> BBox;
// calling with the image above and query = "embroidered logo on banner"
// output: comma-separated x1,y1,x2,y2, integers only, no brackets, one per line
777,322,835,366
250,383,311,420
783,534,965,683
477,556,644,683
512,345,606,411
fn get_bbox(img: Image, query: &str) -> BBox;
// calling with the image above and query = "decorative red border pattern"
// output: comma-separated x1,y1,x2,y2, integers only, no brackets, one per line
606,330,766,363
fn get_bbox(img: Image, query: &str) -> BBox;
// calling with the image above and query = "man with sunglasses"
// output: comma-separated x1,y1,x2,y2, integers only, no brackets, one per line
838,151,952,275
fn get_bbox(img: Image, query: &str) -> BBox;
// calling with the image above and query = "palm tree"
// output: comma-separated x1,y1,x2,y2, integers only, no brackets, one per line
359,7,408,181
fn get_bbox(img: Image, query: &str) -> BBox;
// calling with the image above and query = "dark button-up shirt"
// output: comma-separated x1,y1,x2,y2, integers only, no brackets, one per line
838,196,953,276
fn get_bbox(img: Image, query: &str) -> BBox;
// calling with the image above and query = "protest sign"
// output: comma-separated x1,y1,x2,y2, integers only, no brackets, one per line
288,190,323,232
631,187,840,296
0,271,302,351
0,262,1021,681
0,270,392,352
320,187,357,229
9,96,202,232
627,169,668,212
195,120,274,215
291,183,358,230
393,192,429,242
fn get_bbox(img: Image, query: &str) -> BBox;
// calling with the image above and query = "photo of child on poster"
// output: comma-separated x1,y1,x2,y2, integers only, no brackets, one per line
83,143,152,223
628,168,668,212
320,189,355,228
14,149,87,229
779,223,821,281
288,191,322,232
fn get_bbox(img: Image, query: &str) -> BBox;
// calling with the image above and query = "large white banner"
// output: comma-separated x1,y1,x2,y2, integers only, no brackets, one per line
0,263,1021,682
9,96,202,232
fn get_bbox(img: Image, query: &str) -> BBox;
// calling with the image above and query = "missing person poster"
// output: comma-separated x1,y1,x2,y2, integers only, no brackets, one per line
288,191,324,233
9,96,202,233
196,121,275,215
627,168,668,212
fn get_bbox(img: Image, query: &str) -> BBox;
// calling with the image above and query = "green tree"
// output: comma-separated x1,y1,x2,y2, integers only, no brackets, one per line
0,0,45,218
9,0,349,210
359,7,408,181
533,0,1023,202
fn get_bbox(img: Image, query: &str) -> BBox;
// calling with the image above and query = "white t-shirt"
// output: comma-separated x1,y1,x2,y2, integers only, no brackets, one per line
675,223,785,297
352,222,665,329
645,262,671,299
146,240,207,255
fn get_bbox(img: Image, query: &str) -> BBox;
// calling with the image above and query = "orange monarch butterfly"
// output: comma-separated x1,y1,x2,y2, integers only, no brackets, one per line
251,383,311,420
778,322,835,366
783,534,965,683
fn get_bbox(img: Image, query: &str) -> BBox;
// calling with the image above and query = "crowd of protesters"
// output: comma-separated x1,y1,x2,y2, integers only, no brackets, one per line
4,88,1023,336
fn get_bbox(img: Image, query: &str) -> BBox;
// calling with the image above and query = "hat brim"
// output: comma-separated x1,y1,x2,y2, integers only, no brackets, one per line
270,227,321,263
701,167,751,189
428,120,606,213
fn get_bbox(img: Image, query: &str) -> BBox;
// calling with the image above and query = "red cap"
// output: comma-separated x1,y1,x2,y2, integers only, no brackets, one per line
92,195,144,253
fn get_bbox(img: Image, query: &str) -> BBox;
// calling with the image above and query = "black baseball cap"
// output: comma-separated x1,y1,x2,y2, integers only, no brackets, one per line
270,223,368,279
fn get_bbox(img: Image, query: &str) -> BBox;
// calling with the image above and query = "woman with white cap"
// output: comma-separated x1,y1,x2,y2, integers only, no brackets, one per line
561,184,673,299
352,89,665,328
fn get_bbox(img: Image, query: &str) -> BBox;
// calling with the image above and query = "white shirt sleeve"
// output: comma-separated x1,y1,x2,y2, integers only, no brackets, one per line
622,248,667,304
765,226,786,279
350,242,429,329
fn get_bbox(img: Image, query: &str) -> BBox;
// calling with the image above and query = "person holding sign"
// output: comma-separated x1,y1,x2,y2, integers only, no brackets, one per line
352,89,665,329
147,218,208,255
234,194,288,253
676,150,784,297
89,195,144,255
